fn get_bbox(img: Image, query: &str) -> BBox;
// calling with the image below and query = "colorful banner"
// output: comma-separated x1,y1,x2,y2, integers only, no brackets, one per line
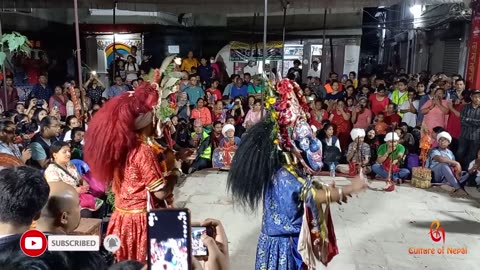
229,41,283,62
212,146,237,169
466,1,480,89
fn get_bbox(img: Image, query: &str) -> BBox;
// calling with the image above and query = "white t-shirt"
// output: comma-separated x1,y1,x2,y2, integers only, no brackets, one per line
243,65,259,76
307,68,321,78
468,160,480,177
63,124,88,144
125,63,139,82
399,100,418,127
325,137,341,152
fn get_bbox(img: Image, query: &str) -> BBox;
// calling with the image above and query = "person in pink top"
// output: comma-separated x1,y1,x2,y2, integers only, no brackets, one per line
191,98,212,126
420,88,450,133
352,97,372,129
49,86,69,118
243,99,264,129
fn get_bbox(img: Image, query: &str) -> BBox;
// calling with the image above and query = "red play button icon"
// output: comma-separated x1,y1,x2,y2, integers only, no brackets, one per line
20,229,47,257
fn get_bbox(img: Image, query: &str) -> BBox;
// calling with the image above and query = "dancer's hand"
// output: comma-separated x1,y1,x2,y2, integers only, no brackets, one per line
343,175,368,198
199,218,229,270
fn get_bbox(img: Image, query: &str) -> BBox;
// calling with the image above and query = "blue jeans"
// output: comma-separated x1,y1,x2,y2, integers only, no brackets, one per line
372,164,410,182
431,163,461,189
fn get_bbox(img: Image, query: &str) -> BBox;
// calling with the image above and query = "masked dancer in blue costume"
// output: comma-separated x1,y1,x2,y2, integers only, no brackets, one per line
227,79,367,270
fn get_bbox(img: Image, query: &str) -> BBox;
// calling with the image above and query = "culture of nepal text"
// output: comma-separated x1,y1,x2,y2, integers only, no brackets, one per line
408,247,468,255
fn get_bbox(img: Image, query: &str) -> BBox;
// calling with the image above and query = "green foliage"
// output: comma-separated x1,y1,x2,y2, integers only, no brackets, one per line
156,105,175,120
0,31,31,67
106,187,115,211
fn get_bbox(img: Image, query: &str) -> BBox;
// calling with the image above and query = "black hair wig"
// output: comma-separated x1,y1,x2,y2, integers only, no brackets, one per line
227,120,282,212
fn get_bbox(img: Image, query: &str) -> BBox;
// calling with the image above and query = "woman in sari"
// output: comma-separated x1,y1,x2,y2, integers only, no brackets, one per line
44,141,103,217
84,82,181,262
228,79,366,270
49,86,69,119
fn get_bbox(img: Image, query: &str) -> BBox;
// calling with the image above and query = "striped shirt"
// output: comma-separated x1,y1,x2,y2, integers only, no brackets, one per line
460,103,480,141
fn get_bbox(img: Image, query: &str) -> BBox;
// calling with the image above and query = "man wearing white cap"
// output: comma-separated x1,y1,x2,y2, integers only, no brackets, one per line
337,128,371,175
372,131,410,187
219,124,241,148
426,131,467,195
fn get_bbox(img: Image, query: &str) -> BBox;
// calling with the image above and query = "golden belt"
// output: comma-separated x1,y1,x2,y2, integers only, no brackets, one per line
115,207,147,214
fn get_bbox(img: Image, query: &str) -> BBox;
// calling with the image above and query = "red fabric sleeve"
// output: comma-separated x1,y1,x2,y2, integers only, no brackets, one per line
135,144,166,191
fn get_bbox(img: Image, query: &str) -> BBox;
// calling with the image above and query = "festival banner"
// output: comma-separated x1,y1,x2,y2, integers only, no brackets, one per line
229,41,283,62
212,146,237,169
466,1,480,89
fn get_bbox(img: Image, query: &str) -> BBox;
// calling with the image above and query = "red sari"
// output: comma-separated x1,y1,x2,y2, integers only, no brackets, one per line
106,143,170,262
331,109,351,150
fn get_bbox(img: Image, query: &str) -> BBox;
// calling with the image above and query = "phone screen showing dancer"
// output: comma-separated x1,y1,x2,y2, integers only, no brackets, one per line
147,209,191,270
191,226,214,257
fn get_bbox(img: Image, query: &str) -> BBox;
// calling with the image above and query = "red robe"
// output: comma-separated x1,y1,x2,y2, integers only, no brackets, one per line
106,143,169,263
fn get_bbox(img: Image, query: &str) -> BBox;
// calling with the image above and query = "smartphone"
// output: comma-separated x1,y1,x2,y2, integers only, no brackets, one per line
191,226,214,257
147,209,191,270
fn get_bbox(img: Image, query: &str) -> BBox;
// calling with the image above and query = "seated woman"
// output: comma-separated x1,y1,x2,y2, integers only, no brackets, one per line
44,141,103,217
337,128,371,176
319,123,342,170
191,98,213,127
69,127,85,160
426,131,467,195
243,99,264,130
372,132,410,189
62,115,81,142
364,126,381,166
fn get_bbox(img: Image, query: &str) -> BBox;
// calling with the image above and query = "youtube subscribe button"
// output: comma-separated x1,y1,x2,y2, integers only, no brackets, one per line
20,230,48,257
48,235,100,251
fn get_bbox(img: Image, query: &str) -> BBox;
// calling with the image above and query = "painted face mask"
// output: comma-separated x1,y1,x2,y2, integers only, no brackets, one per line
293,119,323,171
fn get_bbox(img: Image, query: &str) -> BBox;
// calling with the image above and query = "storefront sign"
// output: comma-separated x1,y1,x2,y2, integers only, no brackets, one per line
229,41,283,62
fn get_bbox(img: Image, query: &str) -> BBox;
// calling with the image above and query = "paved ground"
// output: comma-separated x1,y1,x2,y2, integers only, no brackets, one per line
175,170,480,270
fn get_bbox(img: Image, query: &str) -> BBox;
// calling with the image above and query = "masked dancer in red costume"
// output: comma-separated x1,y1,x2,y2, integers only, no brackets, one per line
84,81,181,262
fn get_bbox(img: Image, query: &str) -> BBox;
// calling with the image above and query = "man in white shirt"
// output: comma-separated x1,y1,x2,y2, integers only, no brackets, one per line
307,61,321,78
399,88,418,127
243,61,259,76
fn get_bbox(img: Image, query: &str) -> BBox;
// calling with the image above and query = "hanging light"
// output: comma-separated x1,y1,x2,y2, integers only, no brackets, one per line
410,5,423,19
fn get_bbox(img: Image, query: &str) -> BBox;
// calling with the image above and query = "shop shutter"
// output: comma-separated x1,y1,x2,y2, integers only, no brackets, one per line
442,39,461,75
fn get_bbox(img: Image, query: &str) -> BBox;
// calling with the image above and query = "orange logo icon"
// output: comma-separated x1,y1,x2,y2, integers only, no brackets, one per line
429,220,445,244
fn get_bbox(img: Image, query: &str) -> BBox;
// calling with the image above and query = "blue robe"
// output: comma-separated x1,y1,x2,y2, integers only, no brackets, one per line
256,167,305,270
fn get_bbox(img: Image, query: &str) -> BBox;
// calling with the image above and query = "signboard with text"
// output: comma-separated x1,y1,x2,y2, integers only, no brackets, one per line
229,41,283,62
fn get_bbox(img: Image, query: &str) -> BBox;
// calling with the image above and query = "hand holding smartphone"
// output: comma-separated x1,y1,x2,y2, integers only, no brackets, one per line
191,226,214,257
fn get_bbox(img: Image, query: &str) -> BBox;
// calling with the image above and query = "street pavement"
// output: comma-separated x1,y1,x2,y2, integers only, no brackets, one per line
175,170,480,270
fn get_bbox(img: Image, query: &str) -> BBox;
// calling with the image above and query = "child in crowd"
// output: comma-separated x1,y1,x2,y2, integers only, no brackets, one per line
463,148,480,189
374,112,388,139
